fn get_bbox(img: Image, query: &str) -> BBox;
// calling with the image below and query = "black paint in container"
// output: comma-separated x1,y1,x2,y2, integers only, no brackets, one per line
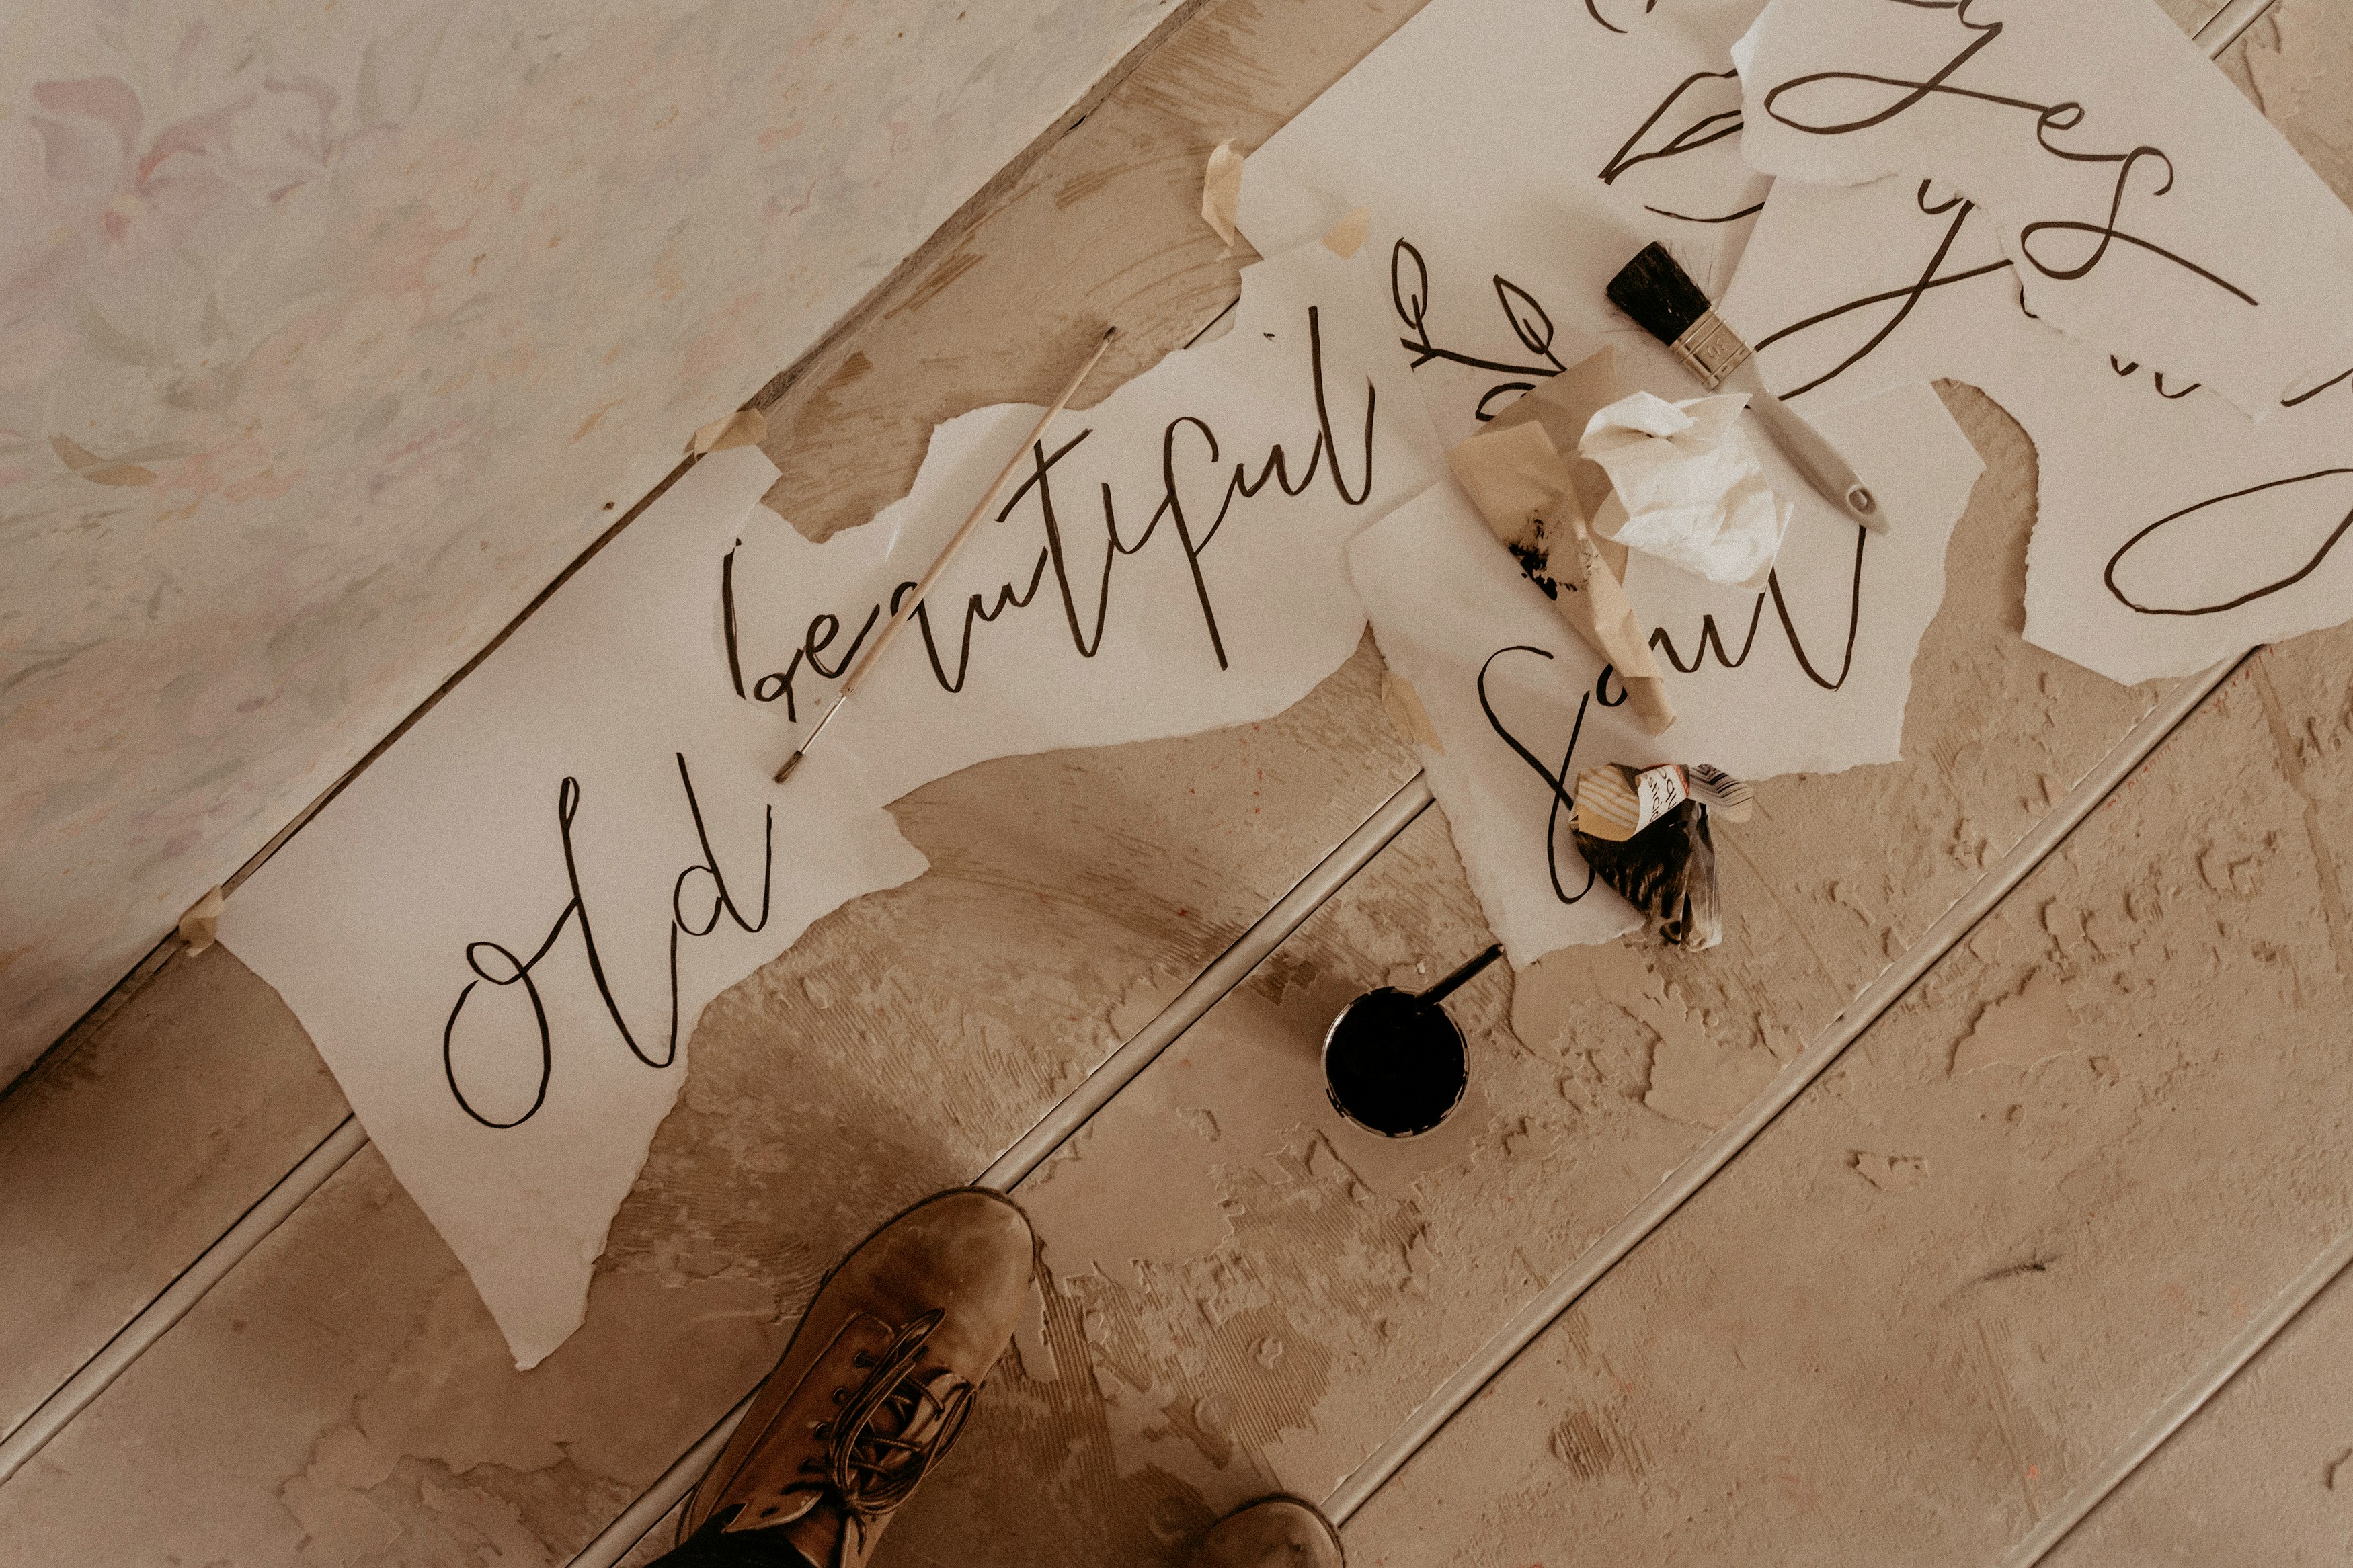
1321,944,1501,1139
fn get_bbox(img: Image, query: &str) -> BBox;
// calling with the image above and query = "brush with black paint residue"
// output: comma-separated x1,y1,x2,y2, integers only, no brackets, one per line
1607,242,1886,533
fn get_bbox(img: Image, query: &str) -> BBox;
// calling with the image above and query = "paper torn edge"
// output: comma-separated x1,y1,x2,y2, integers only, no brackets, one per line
177,886,225,955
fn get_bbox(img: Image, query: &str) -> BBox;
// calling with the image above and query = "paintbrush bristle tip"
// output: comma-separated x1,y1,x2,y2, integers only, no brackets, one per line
1606,241,1712,347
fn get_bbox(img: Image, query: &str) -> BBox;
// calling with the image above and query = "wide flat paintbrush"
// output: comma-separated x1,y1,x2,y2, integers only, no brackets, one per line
1605,243,1886,533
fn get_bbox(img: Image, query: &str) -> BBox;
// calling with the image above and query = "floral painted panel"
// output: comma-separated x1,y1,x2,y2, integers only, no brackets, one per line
0,0,1173,1080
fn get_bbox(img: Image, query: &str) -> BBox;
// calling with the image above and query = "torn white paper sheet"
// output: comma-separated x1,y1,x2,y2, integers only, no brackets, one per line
222,235,1444,1366
1720,173,2353,684
1240,0,1982,764
1352,378,1979,963
1581,390,1792,588
1732,0,2353,417
221,446,928,1368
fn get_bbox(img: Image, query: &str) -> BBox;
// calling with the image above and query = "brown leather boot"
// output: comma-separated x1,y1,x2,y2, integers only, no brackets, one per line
1193,1495,1345,1568
679,1188,1035,1567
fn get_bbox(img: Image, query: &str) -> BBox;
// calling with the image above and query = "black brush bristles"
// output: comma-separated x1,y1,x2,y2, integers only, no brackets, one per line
1606,241,1713,346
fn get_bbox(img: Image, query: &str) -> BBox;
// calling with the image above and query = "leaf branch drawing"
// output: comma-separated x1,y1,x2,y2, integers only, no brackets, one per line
1392,239,1568,418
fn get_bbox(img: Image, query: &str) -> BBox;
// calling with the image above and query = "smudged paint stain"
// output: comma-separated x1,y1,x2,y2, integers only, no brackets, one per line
1847,1151,1928,1192
1548,1407,1647,1482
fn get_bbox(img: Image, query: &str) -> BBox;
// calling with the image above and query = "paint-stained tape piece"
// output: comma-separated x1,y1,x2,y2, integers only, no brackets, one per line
177,886,226,955
1442,355,1674,735
1570,760,1747,841
1321,206,1371,260
686,408,768,457
1202,140,1245,248
1380,671,1446,754
1573,799,1720,948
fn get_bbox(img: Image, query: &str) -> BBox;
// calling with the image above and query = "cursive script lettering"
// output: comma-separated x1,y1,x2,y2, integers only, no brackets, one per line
744,304,1376,710
442,754,772,1129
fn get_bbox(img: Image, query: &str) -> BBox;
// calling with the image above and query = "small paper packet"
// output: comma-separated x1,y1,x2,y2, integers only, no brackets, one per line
1570,761,1753,842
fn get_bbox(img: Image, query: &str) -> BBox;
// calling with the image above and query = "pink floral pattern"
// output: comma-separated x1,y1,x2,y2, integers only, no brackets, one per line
0,0,1170,1076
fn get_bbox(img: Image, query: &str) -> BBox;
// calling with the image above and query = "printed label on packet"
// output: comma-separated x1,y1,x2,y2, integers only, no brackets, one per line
1570,761,1753,842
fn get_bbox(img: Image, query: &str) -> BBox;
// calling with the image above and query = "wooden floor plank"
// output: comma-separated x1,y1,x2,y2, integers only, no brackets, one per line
1335,622,2353,1565
0,949,348,1441
2040,1263,2353,1567
873,372,2204,1565
1,2,2325,1566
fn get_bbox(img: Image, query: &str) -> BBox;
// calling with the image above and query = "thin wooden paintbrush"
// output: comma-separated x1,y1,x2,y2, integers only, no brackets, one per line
773,325,1119,784
1606,242,1887,532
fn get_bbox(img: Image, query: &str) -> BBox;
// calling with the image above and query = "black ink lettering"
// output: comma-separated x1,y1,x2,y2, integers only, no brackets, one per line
2106,468,2353,616
721,545,745,698
1478,646,1599,905
1760,1,2256,307
442,757,772,1130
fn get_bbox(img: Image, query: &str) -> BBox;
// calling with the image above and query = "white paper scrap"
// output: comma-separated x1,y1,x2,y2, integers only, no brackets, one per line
1581,390,1792,588
221,236,1445,1366
221,446,928,1368
1733,0,2353,417
1350,485,1649,960
1720,174,2353,684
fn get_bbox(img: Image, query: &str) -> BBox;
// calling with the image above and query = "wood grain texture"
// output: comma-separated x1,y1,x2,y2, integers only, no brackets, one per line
1330,20,2353,1568
0,4,1431,1535
1,2,2327,1567
0,948,348,1438
2040,1243,2353,1567
0,1,1432,1559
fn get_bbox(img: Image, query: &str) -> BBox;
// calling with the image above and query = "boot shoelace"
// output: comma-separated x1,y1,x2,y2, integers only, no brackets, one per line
802,1309,975,1555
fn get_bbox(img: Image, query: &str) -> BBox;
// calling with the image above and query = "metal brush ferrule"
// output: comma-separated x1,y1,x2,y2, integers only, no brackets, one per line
1670,309,1753,390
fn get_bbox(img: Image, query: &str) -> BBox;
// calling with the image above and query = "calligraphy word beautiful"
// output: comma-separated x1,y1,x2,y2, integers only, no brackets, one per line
727,305,1376,721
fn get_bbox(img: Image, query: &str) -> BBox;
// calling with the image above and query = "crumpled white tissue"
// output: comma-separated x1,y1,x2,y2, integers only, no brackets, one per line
1579,391,1792,590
